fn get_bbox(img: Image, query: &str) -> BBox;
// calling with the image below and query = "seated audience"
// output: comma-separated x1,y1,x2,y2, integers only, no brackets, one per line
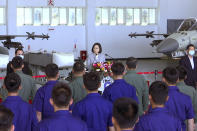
102,62,138,103
113,97,138,131
2,73,38,131
33,63,59,121
135,81,182,131
37,82,87,131
72,72,114,131
124,57,149,116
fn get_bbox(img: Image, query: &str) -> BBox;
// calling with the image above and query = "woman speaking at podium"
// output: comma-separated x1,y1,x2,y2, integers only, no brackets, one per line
87,43,105,70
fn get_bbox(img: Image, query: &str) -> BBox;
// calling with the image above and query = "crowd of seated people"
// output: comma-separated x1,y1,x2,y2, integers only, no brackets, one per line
0,47,196,131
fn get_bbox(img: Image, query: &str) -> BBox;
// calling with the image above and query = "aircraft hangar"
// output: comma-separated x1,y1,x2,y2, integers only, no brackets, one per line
0,0,196,82
0,0,197,130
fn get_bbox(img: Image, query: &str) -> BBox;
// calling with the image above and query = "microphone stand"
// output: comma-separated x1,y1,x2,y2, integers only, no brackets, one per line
105,54,115,63
105,54,113,59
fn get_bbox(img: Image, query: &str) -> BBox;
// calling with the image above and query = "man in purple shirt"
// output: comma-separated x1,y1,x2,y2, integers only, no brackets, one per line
134,81,182,131
33,63,59,121
113,97,139,131
72,72,114,131
102,62,138,103
37,82,87,131
0,105,14,131
2,73,38,131
162,67,195,131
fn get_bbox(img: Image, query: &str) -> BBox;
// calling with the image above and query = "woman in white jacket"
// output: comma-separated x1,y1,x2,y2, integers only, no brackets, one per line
87,43,105,70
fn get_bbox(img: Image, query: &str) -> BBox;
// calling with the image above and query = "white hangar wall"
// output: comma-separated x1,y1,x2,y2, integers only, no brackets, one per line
1,0,197,58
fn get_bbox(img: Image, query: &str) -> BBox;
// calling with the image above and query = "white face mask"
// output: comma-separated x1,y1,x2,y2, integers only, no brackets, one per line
18,55,24,59
189,50,195,56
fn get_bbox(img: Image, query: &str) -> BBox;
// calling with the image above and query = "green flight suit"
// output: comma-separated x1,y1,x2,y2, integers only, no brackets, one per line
0,70,36,102
124,70,149,116
69,76,87,104
177,81,197,122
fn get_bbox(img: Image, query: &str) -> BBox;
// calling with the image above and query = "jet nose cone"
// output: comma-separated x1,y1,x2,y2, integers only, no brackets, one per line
156,38,179,53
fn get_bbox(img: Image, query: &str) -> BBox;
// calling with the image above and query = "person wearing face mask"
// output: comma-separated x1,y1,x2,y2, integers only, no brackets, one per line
6,48,32,76
180,44,197,89
87,43,105,70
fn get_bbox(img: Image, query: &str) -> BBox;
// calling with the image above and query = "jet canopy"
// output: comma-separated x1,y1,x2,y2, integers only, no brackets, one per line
177,18,197,31
188,22,197,31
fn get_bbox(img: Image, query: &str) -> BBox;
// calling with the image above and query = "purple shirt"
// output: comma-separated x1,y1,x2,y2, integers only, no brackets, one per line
33,80,58,119
37,110,87,131
2,96,38,131
134,107,182,131
102,79,139,103
72,93,113,131
165,86,195,131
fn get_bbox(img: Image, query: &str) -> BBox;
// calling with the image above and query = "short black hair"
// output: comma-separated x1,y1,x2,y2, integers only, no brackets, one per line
176,65,187,80
6,62,14,75
4,73,21,93
126,57,137,69
52,82,72,108
0,105,14,131
73,61,85,72
83,72,101,91
113,97,138,129
45,64,59,78
15,48,23,55
11,56,24,69
162,67,179,84
149,81,168,105
91,43,102,53
111,62,125,75
186,44,195,50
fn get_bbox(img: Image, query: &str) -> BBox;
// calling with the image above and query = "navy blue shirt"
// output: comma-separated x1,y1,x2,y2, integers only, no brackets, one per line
33,81,58,119
134,107,182,131
37,110,88,131
102,79,139,103
2,96,38,131
165,86,194,131
72,93,113,131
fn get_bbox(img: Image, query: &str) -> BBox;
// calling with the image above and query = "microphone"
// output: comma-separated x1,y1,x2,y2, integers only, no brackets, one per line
105,53,113,59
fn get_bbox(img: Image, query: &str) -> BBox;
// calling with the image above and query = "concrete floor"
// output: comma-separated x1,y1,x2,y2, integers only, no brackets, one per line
133,58,179,84
0,58,180,87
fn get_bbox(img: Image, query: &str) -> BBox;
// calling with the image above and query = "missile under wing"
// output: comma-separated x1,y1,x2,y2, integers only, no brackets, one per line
129,18,197,57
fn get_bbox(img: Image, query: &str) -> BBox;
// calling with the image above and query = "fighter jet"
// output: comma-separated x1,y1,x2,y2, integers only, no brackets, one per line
0,32,50,49
129,18,197,57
